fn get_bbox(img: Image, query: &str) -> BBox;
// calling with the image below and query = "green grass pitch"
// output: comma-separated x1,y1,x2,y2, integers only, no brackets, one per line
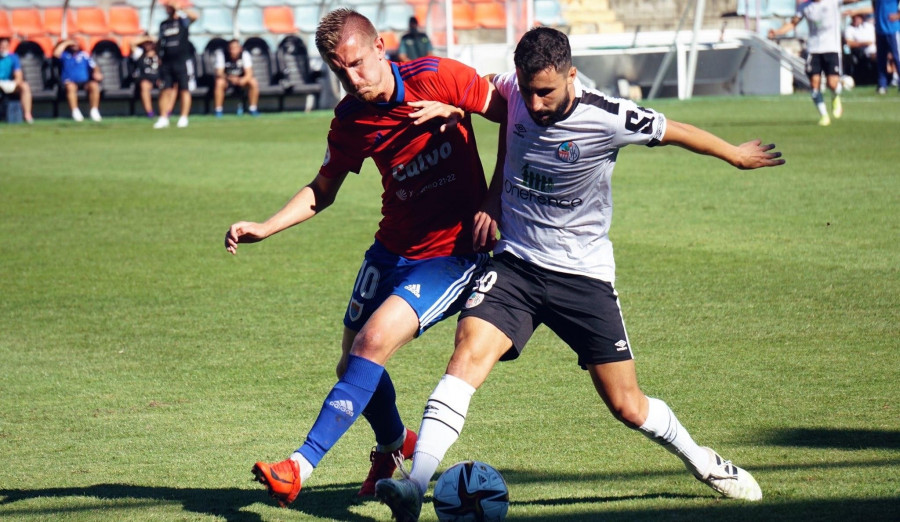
1,90,898,520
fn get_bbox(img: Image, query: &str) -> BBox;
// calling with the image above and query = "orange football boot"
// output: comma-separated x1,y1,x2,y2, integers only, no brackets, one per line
252,458,302,507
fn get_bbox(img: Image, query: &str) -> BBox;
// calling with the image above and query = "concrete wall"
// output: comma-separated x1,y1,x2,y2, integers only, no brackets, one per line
608,0,739,32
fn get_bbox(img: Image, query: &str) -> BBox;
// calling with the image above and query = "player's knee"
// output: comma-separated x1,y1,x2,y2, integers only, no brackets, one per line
607,397,644,429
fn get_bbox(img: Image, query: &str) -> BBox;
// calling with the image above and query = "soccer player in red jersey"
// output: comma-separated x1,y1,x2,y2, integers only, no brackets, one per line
224,8,502,507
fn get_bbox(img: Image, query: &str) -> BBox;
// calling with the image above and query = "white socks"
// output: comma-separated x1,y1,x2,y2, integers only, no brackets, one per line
409,374,476,494
638,397,710,475
290,452,315,483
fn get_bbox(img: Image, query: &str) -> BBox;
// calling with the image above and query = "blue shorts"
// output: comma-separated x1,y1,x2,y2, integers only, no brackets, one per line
343,240,488,336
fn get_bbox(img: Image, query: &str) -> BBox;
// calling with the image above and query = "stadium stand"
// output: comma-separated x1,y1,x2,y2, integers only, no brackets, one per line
451,3,477,31
197,7,234,36
236,6,267,36
76,7,110,36
383,2,414,31
91,38,133,101
263,6,298,35
11,8,46,39
534,0,566,28
474,2,506,30
44,7,78,37
241,36,286,109
0,10,13,38
293,4,322,34
108,5,144,37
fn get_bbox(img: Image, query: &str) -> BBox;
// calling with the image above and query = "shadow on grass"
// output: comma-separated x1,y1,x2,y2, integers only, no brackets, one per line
763,427,900,450
2,446,898,520
0,482,381,521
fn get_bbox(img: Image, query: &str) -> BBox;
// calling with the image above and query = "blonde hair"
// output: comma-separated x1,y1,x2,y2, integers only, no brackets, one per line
315,8,379,59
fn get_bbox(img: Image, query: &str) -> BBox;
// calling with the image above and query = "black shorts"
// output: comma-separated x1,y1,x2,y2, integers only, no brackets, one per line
806,52,841,77
160,57,192,90
459,252,634,368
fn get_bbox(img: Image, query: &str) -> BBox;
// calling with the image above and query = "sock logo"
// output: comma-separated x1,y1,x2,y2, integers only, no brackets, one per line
329,399,354,417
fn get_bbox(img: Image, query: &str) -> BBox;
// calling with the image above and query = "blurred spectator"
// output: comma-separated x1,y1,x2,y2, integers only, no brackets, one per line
132,35,161,118
769,0,844,126
398,16,432,62
54,38,102,122
872,0,900,93
154,0,198,129
213,39,259,117
0,37,34,123
844,13,877,85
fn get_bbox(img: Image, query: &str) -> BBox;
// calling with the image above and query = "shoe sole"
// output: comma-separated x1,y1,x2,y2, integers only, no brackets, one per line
375,482,419,522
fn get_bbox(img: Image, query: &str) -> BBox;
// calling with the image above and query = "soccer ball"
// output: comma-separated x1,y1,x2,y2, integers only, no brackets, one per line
433,460,509,521
841,75,855,91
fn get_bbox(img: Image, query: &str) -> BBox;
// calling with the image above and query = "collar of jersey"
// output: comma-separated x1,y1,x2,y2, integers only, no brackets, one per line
375,62,405,109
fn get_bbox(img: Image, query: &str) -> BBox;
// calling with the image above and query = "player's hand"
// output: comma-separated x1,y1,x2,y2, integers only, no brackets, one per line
473,204,499,253
767,29,776,39
407,100,464,133
225,221,266,255
733,139,785,170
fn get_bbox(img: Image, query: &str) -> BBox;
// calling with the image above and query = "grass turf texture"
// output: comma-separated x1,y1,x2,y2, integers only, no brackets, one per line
1,91,898,521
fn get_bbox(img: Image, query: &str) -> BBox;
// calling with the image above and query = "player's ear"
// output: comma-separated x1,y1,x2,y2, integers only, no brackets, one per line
567,66,577,84
374,34,385,58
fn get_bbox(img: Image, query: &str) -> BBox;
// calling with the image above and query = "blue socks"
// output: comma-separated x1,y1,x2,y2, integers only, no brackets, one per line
362,369,405,448
297,355,384,466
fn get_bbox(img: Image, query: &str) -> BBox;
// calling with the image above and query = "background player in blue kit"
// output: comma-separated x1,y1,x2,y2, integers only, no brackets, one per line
377,27,785,521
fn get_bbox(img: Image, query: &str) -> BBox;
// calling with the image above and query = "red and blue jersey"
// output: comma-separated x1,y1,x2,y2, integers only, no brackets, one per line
319,57,491,259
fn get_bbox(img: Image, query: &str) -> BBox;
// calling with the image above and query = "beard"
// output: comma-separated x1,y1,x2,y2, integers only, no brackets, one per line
527,89,571,127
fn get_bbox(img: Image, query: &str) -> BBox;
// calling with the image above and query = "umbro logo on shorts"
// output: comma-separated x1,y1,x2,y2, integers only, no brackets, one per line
615,340,628,351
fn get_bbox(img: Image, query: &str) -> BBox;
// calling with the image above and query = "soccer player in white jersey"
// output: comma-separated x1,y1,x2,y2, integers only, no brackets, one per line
769,0,846,126
376,27,784,521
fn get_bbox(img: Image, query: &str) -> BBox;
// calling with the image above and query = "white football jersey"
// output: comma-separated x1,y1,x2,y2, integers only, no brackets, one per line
492,72,667,283
797,0,843,54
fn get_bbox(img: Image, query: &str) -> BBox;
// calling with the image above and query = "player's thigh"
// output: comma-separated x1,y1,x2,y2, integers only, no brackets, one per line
343,241,482,335
459,253,542,361
446,316,514,389
542,274,634,368
350,295,419,363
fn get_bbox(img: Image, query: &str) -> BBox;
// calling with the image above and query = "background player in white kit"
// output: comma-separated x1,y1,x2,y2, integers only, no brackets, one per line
769,0,846,126
376,27,785,521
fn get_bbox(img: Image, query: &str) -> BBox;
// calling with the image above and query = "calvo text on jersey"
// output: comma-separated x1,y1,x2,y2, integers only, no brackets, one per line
391,141,453,181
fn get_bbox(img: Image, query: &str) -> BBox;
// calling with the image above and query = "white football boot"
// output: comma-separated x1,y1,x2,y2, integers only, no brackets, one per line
694,447,762,501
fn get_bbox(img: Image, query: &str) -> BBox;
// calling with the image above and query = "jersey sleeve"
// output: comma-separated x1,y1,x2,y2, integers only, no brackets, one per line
436,59,490,114
491,71,517,102
609,97,666,148
318,116,366,178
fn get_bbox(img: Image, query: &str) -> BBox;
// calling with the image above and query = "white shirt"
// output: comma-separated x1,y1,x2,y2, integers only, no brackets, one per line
844,21,877,58
492,72,666,283
796,0,843,54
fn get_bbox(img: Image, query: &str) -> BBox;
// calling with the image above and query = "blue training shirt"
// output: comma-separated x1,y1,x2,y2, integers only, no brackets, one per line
0,52,21,81
873,0,900,35
60,50,95,84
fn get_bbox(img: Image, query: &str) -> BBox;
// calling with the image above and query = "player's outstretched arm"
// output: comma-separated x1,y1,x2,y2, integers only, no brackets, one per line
660,119,785,170
224,172,348,255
